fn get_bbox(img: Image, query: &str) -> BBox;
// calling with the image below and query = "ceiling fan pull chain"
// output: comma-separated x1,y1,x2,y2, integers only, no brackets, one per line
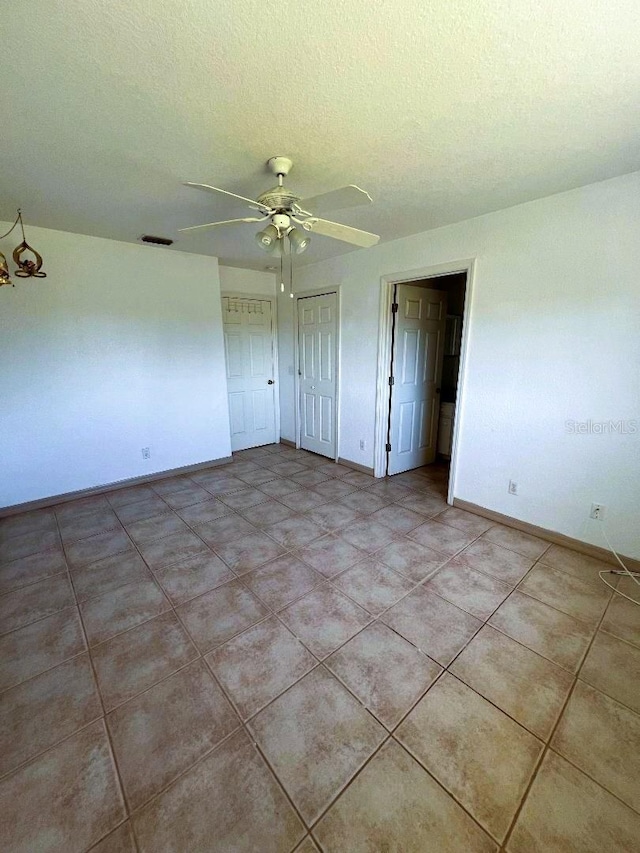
289,239,294,299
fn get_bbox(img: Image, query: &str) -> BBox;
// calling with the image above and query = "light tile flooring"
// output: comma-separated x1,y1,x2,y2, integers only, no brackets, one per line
1,444,639,852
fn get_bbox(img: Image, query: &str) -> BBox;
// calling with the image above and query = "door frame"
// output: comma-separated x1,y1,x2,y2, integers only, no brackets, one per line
373,260,476,504
293,287,340,460
221,291,280,448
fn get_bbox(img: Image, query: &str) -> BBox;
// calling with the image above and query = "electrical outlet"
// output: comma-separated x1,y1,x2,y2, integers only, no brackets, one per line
141,447,151,460
359,439,366,451
508,480,518,495
590,503,606,520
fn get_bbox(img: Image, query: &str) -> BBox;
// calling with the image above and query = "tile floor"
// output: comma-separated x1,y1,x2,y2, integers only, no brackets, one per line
1,444,639,852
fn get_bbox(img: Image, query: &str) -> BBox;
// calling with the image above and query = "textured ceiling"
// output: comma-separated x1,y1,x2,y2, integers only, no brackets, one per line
2,0,640,269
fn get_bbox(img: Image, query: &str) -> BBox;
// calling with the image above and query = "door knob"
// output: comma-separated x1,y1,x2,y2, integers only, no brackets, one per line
267,379,274,385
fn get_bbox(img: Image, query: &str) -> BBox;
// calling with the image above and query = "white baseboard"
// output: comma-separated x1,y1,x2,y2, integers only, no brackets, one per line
0,456,234,518
338,457,375,476
453,498,640,572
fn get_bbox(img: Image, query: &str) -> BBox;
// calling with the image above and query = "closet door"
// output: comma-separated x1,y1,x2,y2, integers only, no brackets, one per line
298,292,337,459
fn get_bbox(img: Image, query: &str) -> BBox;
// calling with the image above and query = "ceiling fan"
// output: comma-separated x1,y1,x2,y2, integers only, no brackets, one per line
178,156,380,255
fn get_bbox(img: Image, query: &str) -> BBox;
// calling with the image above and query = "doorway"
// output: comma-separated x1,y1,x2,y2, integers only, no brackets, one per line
296,291,338,459
374,262,473,503
222,294,278,451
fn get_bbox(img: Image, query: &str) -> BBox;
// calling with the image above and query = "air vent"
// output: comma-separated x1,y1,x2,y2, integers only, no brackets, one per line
141,235,174,246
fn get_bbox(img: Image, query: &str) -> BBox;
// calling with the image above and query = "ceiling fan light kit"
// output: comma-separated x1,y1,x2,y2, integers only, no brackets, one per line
288,228,311,254
255,223,279,250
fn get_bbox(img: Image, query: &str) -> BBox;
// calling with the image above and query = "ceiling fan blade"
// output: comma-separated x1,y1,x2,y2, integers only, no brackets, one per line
178,217,264,233
298,185,372,215
302,217,380,248
183,182,271,212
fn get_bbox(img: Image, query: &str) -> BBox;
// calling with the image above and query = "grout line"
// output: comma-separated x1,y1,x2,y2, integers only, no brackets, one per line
123,722,244,817
0,711,103,784
85,818,139,853
510,583,613,631
0,649,88,698
0,565,69,599
598,622,640,656
97,653,201,717
303,732,395,834
541,743,640,817
122,726,247,822
0,597,79,641
387,728,504,846
53,509,140,851
251,735,318,835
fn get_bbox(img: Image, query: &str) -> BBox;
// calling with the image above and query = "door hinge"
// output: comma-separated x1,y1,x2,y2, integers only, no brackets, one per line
388,376,394,386
391,303,399,313
385,443,392,452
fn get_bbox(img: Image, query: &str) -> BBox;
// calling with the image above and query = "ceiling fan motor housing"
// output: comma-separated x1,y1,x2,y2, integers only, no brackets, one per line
257,187,300,210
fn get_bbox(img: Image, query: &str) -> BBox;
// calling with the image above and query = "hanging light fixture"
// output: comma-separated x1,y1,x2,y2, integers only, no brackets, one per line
288,227,311,255
255,223,279,251
0,210,47,286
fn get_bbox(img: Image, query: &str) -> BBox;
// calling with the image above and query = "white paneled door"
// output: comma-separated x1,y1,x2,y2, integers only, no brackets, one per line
388,285,447,475
298,292,337,459
223,296,277,451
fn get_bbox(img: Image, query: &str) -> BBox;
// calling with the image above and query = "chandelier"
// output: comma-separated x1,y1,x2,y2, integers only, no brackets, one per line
0,210,47,286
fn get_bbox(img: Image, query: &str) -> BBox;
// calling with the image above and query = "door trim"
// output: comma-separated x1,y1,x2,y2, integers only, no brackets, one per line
221,292,280,449
293,287,340,460
373,260,476,504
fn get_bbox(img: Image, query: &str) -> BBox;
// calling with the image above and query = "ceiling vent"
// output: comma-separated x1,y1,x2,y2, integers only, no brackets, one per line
140,235,174,246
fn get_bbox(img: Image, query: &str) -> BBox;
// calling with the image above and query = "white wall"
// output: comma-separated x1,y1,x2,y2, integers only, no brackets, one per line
279,171,640,557
1,226,231,508
219,265,276,296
